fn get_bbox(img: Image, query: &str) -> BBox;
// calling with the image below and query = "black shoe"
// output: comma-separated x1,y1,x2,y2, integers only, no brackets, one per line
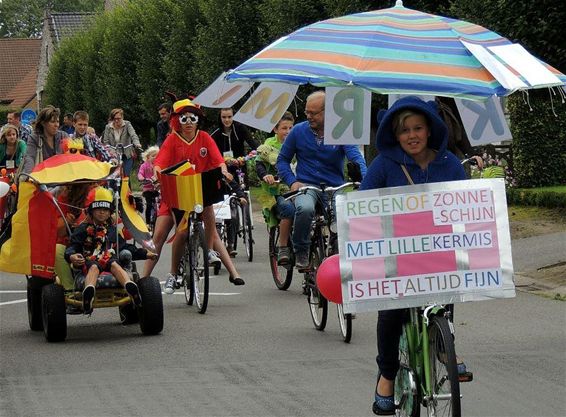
227,245,237,258
229,276,245,286
82,285,95,315
373,373,395,415
125,281,142,307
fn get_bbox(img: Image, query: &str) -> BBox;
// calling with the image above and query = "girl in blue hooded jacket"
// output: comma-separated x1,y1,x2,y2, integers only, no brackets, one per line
360,96,467,415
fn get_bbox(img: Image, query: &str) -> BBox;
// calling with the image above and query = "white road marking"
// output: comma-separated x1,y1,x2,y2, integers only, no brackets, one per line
0,290,27,294
0,299,27,306
164,292,240,296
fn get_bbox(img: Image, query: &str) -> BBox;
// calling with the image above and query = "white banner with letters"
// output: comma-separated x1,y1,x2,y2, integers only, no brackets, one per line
234,82,298,132
336,179,515,314
324,87,371,145
193,72,253,108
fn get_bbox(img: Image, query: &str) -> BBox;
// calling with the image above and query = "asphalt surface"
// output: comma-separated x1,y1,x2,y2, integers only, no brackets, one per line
1,220,565,417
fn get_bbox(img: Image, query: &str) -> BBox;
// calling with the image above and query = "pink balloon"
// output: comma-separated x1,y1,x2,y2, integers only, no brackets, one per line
316,254,342,304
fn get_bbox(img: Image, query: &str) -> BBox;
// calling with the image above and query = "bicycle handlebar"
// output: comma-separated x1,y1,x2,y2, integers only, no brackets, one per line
283,182,360,201
461,156,478,166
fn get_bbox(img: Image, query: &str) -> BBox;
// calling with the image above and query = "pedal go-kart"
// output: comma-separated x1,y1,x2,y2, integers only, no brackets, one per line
0,153,163,342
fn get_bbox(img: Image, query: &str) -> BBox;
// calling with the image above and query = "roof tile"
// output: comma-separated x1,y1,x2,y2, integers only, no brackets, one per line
0,39,42,105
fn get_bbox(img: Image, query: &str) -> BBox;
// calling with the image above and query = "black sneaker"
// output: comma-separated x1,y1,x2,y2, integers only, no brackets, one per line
82,285,95,315
125,281,142,307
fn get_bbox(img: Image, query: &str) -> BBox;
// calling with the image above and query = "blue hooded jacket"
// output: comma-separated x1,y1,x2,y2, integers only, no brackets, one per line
360,96,465,191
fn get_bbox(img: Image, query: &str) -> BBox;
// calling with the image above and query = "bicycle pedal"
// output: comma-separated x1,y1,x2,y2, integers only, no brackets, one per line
459,372,473,383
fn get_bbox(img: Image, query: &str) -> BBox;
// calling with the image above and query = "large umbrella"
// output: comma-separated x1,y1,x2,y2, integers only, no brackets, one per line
226,1,565,100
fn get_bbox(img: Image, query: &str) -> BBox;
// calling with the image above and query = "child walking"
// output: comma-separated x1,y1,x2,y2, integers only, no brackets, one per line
137,146,160,229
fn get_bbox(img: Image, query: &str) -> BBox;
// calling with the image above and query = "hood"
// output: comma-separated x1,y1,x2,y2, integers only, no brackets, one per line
375,96,448,163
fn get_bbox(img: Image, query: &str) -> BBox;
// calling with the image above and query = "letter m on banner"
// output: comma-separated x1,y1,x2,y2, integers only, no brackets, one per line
234,82,298,132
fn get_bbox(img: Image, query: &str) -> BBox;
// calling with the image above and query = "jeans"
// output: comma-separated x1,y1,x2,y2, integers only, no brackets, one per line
122,156,134,177
291,188,320,254
275,195,295,219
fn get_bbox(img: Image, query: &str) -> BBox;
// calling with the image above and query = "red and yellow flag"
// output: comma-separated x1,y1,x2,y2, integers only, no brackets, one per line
119,177,154,250
0,182,58,278
159,160,203,212
27,153,113,184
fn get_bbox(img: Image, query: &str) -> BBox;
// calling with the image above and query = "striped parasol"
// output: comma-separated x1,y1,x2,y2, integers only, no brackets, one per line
226,1,565,101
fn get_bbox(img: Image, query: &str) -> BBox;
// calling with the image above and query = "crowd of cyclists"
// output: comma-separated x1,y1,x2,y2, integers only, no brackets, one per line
2,91,487,416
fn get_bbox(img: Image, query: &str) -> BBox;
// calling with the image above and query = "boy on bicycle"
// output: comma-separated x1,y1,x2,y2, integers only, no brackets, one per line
255,111,295,265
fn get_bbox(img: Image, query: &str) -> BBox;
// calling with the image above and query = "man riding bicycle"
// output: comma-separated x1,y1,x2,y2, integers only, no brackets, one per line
276,91,367,270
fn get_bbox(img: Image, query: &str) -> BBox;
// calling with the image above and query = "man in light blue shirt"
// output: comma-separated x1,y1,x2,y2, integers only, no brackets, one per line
277,91,367,269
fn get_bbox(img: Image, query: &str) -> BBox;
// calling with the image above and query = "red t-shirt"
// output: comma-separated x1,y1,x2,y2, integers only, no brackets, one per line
155,130,224,173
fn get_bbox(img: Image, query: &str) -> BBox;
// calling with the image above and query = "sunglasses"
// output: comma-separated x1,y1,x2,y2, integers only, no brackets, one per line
69,148,87,155
179,113,199,125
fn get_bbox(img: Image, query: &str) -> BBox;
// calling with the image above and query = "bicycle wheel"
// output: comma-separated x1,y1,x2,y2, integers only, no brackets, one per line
189,222,209,314
231,203,241,252
337,303,352,343
396,326,420,417
179,245,193,305
242,204,253,262
306,245,328,331
426,316,461,417
268,226,293,290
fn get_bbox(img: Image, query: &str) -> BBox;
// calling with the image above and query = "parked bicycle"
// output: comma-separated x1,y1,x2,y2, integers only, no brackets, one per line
284,181,358,342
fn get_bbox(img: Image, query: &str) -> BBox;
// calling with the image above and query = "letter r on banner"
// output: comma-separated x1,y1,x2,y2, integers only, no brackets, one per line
234,82,298,132
325,87,371,145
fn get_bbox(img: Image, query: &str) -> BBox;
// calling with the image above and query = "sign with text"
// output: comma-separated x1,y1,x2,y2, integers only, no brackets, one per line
389,94,512,146
455,97,512,145
234,82,298,132
325,87,371,145
336,179,515,314
193,72,253,108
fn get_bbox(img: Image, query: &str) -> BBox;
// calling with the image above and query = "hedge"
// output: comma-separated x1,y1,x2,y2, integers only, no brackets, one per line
507,188,566,208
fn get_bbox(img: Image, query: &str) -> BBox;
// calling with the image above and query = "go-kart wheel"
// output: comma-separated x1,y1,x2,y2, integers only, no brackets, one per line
27,286,43,331
27,276,51,331
41,283,67,342
137,276,163,335
119,303,139,325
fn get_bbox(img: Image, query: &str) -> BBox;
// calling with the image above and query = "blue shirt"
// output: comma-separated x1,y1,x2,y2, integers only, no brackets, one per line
276,121,367,187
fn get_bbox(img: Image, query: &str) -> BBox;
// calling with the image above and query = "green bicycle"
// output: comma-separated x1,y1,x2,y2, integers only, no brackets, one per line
395,304,461,417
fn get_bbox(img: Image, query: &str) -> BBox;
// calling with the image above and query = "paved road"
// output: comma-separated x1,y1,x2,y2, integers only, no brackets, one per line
512,231,566,272
1,224,565,416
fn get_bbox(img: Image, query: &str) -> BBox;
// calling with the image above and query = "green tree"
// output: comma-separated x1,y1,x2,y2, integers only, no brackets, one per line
161,0,203,96
192,0,266,92
450,0,566,186
449,0,564,75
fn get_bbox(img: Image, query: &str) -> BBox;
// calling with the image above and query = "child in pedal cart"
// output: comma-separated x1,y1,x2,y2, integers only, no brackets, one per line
64,186,156,314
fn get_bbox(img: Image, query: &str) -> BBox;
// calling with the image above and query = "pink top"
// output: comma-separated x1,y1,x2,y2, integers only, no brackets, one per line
137,160,155,192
